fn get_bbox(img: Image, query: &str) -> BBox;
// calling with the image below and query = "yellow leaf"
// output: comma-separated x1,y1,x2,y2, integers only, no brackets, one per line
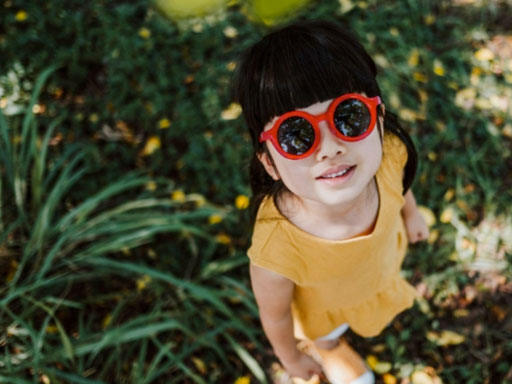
424,14,435,25
192,357,207,375
440,207,454,223
428,229,439,244
413,72,428,83
221,102,242,120
418,89,428,103
455,87,477,110
398,108,419,122
158,118,171,129
408,49,420,67
471,66,483,77
426,331,439,342
374,54,390,68
209,214,223,225
382,373,397,384
146,181,157,191
338,0,356,14
216,233,231,244
433,59,445,76
371,343,386,353
235,194,250,210
453,309,469,318
223,26,238,38
474,48,494,62
102,313,112,329
171,190,186,202
444,188,455,202
438,330,465,346
142,136,161,156
136,275,151,291
138,27,151,39
373,361,392,374
417,206,436,227
46,325,58,334
234,375,251,384
89,113,99,123
15,10,28,21
365,355,379,370
448,81,459,90
426,330,465,346
187,193,206,207
502,124,512,138
389,27,399,36
6,260,18,283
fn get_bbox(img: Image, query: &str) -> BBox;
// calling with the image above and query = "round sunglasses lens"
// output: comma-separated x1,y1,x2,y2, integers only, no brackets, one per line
333,98,371,137
277,116,315,156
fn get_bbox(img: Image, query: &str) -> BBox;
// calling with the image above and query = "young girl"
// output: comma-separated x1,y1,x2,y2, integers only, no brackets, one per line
232,20,429,384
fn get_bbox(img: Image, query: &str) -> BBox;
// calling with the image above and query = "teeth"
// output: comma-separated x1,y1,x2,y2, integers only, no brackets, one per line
323,167,351,178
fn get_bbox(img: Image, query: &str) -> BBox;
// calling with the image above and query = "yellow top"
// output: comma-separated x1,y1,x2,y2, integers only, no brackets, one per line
247,132,418,340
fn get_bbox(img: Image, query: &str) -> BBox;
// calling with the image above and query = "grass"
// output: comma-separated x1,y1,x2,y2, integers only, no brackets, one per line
0,0,511,383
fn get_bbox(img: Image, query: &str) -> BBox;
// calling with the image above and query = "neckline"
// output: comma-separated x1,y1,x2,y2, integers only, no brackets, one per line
268,172,383,244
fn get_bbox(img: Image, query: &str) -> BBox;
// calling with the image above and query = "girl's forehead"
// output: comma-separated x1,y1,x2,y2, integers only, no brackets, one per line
263,98,332,130
297,98,333,114
264,91,369,129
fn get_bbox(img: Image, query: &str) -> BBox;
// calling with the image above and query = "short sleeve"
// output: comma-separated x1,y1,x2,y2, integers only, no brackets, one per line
377,133,408,194
383,132,408,171
247,198,303,283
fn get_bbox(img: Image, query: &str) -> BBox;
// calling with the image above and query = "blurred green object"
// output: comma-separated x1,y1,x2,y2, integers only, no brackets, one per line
247,0,312,25
154,0,228,19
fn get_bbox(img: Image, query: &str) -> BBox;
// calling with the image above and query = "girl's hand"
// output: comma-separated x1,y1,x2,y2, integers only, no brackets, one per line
281,352,324,381
403,208,429,243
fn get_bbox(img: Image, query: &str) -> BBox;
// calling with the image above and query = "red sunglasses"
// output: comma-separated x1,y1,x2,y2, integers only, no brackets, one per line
259,93,382,160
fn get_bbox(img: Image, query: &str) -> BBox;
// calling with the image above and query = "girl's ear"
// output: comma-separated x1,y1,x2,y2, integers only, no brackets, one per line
257,151,280,181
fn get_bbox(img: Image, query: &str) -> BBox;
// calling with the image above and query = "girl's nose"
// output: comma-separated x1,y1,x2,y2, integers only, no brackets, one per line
314,121,346,161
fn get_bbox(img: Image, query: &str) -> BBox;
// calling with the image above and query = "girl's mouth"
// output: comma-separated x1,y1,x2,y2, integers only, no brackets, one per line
316,165,356,184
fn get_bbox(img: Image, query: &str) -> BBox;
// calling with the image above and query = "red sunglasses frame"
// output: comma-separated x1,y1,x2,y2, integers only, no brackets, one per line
259,93,382,160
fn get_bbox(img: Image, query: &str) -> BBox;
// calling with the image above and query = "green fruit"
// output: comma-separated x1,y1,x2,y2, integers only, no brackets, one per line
154,0,227,19
249,0,312,24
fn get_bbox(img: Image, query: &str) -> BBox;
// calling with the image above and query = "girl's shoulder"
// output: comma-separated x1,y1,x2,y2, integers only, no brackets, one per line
381,132,408,172
247,197,303,283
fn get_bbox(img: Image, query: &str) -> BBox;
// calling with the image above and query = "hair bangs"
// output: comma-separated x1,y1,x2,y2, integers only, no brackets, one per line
233,21,380,146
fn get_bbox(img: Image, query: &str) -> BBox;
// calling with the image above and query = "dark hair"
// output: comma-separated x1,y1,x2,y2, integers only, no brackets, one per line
232,20,417,222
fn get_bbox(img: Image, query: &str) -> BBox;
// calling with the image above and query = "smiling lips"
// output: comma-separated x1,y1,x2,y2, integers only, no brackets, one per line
317,165,356,179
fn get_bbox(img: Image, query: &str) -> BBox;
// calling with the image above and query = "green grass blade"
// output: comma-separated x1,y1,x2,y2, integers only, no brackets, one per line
21,295,74,362
73,320,184,358
82,258,233,317
19,66,58,175
224,334,267,384
0,108,15,191
31,114,65,213
41,368,106,384
55,174,151,230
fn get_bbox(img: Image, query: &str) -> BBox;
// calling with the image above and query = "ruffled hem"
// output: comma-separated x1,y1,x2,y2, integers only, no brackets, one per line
293,276,418,340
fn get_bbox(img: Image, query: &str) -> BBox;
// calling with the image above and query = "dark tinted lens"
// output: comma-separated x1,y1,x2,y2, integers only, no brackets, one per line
277,117,315,156
333,99,371,137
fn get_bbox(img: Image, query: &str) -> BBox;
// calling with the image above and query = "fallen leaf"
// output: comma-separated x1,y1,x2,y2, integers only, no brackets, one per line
192,357,207,375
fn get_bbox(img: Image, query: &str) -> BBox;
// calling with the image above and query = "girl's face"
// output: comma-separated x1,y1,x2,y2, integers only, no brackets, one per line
258,94,385,209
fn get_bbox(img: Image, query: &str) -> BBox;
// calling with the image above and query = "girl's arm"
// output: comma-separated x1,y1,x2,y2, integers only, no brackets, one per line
249,263,322,379
401,189,429,243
